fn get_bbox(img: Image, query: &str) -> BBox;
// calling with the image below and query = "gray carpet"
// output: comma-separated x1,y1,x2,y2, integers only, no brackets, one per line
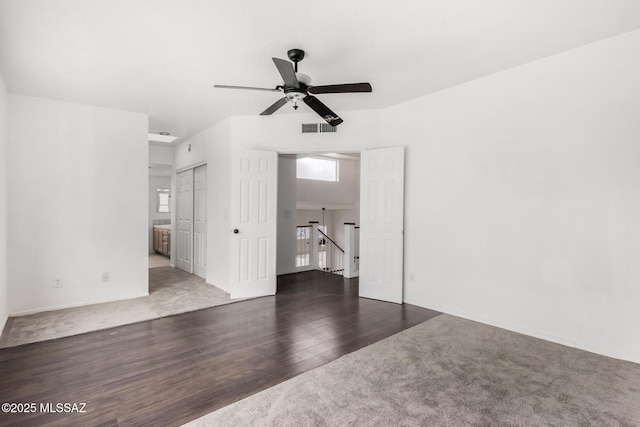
185,314,640,427
0,267,243,348
149,253,171,268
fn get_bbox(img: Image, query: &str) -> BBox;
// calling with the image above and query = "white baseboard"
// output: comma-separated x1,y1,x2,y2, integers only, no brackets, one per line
404,298,639,364
276,266,314,275
207,281,231,294
9,292,150,317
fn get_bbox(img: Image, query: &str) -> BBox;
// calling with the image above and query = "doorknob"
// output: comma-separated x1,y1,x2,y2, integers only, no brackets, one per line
233,229,239,234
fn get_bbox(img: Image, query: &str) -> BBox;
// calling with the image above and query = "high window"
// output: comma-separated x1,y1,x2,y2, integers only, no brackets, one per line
296,157,338,182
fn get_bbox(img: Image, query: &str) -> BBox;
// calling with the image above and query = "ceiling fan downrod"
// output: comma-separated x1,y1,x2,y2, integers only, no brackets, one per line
287,48,305,73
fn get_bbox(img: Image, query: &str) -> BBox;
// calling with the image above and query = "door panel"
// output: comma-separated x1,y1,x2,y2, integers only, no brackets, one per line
176,169,194,273
230,150,277,298
359,146,405,303
193,165,208,279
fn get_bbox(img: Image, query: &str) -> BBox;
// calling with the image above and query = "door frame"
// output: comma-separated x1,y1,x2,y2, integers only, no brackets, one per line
275,146,404,302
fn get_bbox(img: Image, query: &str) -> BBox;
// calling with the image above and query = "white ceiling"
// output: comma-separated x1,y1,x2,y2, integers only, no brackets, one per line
2,0,639,144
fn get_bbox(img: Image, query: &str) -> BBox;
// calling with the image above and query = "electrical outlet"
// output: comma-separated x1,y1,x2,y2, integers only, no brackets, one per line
53,278,63,288
102,272,110,283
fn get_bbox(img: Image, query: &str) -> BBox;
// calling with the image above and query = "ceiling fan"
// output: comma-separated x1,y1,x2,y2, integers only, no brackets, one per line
214,49,372,126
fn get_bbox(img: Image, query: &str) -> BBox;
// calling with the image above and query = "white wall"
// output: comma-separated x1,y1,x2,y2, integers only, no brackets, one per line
277,156,298,275
7,95,149,314
0,72,8,330
230,110,380,152
382,30,640,363
173,119,231,292
297,209,334,231
148,175,172,253
329,207,360,249
296,157,360,207
149,144,174,166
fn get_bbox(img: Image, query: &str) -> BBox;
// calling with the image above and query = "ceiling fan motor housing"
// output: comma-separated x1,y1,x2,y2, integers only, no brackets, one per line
287,48,305,64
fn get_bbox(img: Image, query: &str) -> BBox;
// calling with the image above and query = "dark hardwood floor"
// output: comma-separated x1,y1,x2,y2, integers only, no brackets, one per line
0,271,440,427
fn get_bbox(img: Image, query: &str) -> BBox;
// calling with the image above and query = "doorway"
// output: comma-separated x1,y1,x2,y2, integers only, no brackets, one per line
288,153,361,275
148,158,172,269
176,164,208,279
272,148,404,304
226,146,404,304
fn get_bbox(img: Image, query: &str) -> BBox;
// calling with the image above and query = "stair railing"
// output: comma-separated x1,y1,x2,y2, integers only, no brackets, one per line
317,228,344,275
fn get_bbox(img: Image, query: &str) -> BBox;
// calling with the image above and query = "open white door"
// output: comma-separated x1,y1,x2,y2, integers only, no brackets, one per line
176,168,194,273
359,146,405,304
230,150,278,298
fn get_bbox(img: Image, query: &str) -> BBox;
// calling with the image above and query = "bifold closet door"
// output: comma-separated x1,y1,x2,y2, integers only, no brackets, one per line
193,165,207,279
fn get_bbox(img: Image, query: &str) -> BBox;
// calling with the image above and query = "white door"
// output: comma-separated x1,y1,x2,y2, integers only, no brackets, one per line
193,165,207,279
230,150,278,298
359,146,405,304
176,169,194,273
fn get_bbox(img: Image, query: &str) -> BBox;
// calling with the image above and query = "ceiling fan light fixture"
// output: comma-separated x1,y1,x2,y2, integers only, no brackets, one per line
295,73,312,86
285,90,307,103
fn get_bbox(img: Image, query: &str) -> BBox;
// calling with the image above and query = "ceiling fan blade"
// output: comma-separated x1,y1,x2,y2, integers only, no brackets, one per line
260,97,289,116
303,95,343,126
214,84,280,92
272,58,299,88
308,83,372,94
